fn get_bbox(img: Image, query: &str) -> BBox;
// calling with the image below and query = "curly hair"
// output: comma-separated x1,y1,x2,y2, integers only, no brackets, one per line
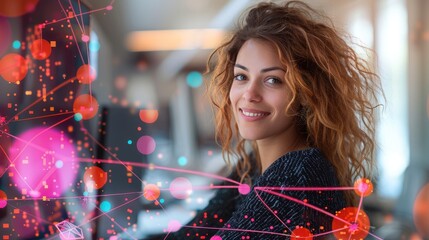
206,1,382,205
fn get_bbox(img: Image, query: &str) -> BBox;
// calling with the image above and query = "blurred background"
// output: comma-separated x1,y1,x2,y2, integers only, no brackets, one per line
0,0,428,239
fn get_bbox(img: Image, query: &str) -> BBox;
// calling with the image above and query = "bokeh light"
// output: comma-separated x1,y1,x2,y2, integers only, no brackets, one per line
167,220,182,232
12,40,21,49
83,166,108,190
136,135,156,155
76,64,97,84
73,94,99,120
29,39,52,60
210,236,222,240
413,183,429,238
0,190,7,208
0,17,11,56
89,40,101,52
0,53,28,83
291,227,313,240
0,0,39,17
100,200,112,212
177,156,187,166
74,113,83,121
186,71,203,88
169,177,193,199
143,184,160,201
139,109,158,124
353,178,373,197
8,127,78,198
332,207,370,239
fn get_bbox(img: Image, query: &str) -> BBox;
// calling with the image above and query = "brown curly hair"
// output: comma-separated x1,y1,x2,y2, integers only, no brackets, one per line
206,1,382,205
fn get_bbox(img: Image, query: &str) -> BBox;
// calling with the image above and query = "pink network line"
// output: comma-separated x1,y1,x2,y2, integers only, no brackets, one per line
5,191,144,202
46,193,144,240
5,77,76,125
9,112,74,123
92,204,138,240
77,157,241,185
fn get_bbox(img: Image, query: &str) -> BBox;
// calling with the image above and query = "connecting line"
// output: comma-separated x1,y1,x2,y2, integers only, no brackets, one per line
47,193,144,240
6,77,76,125
254,190,292,233
256,188,351,226
92,205,138,240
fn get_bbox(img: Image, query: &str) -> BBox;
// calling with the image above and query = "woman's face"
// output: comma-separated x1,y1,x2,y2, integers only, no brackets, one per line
229,38,296,142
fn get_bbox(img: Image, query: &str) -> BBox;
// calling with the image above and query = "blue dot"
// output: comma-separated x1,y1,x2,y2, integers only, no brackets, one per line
74,113,83,121
55,160,63,168
12,40,21,49
186,71,203,88
127,140,132,145
89,41,100,52
83,191,88,196
159,198,165,204
178,156,187,166
100,201,111,212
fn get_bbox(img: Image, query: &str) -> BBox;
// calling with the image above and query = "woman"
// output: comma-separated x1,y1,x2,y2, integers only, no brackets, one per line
169,1,381,239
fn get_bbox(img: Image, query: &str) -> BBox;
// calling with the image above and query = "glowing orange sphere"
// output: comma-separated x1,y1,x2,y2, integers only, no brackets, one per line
291,227,313,240
0,53,28,83
353,178,373,197
332,207,370,240
0,0,39,17
139,109,158,124
414,183,429,237
83,166,107,190
143,184,160,201
73,94,99,120
76,64,97,84
29,39,51,60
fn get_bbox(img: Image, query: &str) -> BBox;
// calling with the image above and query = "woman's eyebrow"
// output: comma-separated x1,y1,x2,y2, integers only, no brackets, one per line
234,64,285,73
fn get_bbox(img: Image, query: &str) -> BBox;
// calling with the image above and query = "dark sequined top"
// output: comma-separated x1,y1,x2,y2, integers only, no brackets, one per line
168,148,347,239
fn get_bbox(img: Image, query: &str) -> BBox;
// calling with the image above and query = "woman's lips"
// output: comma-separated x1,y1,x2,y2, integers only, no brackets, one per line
239,108,270,121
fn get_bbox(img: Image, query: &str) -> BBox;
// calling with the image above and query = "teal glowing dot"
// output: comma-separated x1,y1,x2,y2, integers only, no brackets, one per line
100,201,111,212
186,71,203,88
89,41,100,52
74,113,83,121
178,156,187,166
159,198,165,204
12,40,21,49
83,191,88,196
55,160,64,168
127,140,132,145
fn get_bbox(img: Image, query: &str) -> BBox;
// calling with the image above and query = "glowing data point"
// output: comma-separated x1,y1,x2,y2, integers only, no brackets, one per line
238,184,250,195
0,190,7,208
100,201,112,212
354,178,373,197
332,207,370,239
291,227,313,240
143,184,160,201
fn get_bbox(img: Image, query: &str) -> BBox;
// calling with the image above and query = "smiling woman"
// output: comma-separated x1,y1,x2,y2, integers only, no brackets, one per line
167,0,382,239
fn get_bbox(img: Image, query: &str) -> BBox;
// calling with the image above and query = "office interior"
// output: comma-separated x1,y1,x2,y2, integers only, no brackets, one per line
0,0,428,239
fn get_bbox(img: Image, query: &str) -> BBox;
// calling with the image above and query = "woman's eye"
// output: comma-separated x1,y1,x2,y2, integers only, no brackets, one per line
266,77,282,84
234,74,246,81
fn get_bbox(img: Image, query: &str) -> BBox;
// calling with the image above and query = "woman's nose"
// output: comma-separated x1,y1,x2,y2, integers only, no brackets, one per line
242,81,262,102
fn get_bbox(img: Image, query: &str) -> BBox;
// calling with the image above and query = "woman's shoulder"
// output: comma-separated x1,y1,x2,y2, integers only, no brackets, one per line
257,147,340,187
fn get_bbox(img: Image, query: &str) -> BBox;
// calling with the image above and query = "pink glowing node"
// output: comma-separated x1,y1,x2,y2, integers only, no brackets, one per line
81,34,89,42
169,177,193,199
9,127,77,198
136,135,156,155
238,184,250,195
106,5,113,10
167,220,182,232
210,236,222,240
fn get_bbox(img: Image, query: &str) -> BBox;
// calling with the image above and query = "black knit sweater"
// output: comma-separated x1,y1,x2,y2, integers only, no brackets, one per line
168,148,347,239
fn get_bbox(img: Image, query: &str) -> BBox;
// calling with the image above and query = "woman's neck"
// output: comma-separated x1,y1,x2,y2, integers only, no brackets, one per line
256,131,307,173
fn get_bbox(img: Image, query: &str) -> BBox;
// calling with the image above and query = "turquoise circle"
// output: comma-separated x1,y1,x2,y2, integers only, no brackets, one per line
178,156,187,166
186,71,203,88
12,40,21,49
100,201,112,212
74,113,83,121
